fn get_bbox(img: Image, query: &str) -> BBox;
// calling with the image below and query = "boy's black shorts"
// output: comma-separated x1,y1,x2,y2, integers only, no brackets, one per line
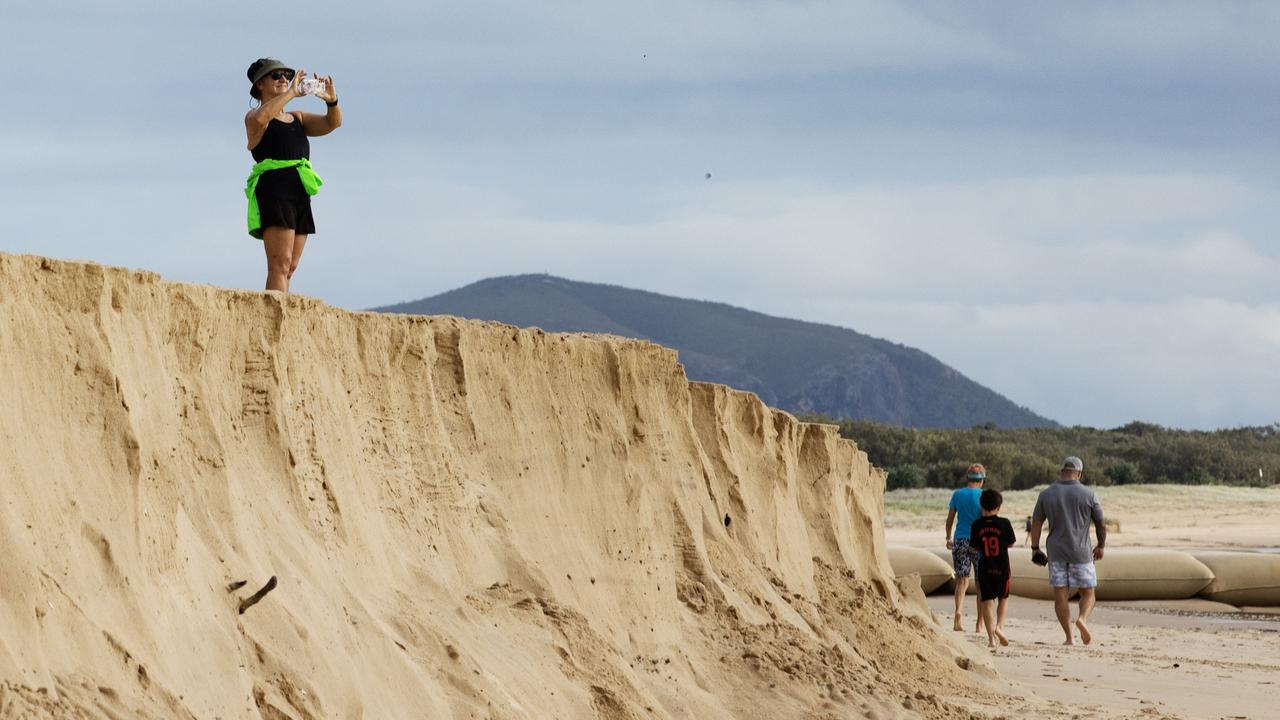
976,568,1010,601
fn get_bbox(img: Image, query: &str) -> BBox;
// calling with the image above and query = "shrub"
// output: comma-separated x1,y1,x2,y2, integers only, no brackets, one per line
886,465,925,491
1103,462,1142,485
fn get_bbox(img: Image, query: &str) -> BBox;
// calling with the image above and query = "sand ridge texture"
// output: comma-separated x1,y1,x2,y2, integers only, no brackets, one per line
0,254,988,719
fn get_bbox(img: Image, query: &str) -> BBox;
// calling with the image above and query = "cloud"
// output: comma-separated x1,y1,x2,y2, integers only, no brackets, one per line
403,172,1272,306
4,0,1009,90
317,170,1275,429
793,296,1280,430
4,117,1272,430
4,2,1280,429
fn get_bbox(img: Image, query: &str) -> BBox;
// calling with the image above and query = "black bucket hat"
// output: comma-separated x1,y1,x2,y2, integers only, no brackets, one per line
247,57,294,85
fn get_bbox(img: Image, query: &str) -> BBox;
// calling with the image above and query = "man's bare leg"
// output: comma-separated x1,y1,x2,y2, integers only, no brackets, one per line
953,576,969,631
1053,586,1074,645
1075,588,1096,645
996,595,1009,633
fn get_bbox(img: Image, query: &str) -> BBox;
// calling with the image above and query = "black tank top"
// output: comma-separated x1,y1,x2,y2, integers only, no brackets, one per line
250,114,311,200
251,114,310,162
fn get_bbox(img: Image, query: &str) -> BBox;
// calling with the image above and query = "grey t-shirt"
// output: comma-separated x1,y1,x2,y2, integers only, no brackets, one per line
1032,480,1104,564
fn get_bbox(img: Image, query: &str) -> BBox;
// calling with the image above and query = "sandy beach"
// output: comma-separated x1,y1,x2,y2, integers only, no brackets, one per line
0,254,1012,719
939,596,1280,720
887,485,1280,720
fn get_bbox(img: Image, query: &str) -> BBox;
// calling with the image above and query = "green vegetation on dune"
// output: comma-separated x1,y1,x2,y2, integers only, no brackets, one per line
809,418,1280,490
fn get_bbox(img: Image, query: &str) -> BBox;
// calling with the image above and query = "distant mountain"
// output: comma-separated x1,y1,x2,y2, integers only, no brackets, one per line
373,275,1056,429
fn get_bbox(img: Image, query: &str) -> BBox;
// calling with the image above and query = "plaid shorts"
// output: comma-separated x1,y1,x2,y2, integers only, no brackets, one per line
1048,560,1097,588
951,543,981,578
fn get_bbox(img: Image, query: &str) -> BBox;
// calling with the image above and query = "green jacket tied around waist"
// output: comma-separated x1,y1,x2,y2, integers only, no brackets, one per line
244,158,323,239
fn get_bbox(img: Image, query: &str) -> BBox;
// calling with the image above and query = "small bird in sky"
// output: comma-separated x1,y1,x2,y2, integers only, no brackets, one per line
705,172,712,180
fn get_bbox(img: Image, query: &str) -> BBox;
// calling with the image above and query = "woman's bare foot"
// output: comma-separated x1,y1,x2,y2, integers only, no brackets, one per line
954,615,964,631
1075,619,1092,645
994,628,1009,646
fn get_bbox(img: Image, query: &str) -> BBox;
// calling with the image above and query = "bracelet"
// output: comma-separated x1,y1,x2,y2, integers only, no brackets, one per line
325,99,339,107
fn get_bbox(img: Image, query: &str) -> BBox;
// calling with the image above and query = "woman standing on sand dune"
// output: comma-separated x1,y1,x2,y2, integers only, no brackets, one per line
243,57,342,293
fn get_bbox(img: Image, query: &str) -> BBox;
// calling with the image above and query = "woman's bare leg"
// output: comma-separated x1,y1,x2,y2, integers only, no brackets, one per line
288,234,308,282
263,226,296,292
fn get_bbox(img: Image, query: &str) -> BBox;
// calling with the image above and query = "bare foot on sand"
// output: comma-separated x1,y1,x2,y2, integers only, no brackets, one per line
954,616,964,632
1076,619,1092,645
994,629,1009,646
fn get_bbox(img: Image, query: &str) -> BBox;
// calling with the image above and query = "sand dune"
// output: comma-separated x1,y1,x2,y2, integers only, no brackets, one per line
0,253,1003,719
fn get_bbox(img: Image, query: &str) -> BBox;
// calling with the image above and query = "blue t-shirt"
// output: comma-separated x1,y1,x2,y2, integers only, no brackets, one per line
948,486,984,541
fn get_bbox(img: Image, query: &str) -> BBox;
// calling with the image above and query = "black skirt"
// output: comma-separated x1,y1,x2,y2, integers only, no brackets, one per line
254,167,316,237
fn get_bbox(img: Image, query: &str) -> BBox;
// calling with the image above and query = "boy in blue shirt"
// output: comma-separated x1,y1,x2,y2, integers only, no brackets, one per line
945,464,986,632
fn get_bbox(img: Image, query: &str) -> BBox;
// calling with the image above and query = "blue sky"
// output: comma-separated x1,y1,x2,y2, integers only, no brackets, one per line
3,1,1277,430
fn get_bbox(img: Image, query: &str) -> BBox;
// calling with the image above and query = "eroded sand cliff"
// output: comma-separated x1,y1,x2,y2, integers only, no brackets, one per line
0,254,984,719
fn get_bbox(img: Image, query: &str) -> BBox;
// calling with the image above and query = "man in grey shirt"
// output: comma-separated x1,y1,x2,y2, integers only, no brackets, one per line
1030,456,1107,645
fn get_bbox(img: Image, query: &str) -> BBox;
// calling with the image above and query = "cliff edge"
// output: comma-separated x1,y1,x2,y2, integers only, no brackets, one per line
0,254,985,719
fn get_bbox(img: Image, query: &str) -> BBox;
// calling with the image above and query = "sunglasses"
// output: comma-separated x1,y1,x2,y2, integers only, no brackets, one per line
267,69,295,81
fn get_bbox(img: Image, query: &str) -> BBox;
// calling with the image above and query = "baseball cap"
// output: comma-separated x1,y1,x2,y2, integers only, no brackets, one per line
1062,456,1084,472
247,57,294,85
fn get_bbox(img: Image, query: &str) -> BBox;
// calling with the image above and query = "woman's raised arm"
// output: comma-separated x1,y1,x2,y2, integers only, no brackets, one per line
245,70,306,149
298,76,342,137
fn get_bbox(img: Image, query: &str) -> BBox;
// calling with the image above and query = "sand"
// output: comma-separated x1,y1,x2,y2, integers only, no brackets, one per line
933,595,1280,720
1,253,1010,719
885,485,1280,551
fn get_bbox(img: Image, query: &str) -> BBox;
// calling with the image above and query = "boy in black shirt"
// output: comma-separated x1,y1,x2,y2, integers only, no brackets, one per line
970,489,1016,648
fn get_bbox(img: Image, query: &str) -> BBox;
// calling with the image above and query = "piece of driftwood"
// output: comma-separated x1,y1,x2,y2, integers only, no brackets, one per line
237,576,279,615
